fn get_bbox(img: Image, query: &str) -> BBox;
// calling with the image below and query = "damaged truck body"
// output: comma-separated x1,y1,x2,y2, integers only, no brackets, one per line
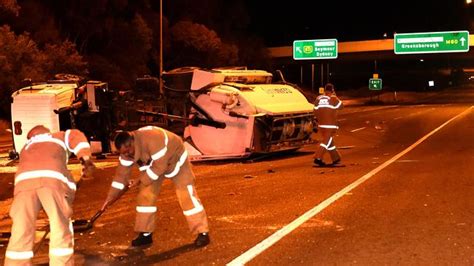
10,68,314,161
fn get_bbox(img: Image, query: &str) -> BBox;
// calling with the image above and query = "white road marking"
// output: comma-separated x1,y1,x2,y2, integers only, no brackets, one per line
227,106,473,266
396,159,419,163
350,127,366,133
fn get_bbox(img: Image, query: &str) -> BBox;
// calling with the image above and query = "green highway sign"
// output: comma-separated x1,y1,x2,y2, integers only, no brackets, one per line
394,31,469,54
293,39,338,60
369,78,382,90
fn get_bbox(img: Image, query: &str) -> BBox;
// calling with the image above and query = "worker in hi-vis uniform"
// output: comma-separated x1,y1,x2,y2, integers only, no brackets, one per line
104,126,210,248
313,83,344,167
5,125,95,266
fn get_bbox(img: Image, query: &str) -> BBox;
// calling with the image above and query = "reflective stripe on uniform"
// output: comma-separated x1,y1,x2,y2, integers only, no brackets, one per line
146,167,159,180
320,137,336,151
15,170,76,191
73,142,91,155
50,247,73,257
318,125,339,129
69,220,74,245
183,185,204,216
112,181,125,190
119,157,134,167
327,137,333,147
65,130,72,151
314,96,341,110
151,146,167,161
165,150,188,178
136,206,157,213
5,250,34,260
138,126,155,131
26,134,67,151
314,104,340,110
150,128,169,160
139,165,149,172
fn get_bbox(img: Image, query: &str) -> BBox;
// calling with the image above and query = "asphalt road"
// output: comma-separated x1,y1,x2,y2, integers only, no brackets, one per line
0,88,473,265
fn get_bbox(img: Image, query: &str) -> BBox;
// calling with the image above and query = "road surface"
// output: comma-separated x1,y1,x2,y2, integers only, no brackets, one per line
0,88,473,265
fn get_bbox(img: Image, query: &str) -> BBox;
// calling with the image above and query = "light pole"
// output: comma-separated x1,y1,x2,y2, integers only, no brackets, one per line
159,0,163,94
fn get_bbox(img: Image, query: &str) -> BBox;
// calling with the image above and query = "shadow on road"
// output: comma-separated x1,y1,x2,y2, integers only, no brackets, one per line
118,243,196,265
75,243,198,265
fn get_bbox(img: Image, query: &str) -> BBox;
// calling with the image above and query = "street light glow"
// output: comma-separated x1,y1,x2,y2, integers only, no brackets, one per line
467,0,472,4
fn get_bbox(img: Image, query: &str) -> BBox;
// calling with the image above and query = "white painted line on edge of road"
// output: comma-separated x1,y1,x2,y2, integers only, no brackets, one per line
350,127,366,133
227,106,473,266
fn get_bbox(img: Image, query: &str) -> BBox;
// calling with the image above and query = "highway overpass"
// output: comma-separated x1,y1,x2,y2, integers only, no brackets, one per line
267,35,474,91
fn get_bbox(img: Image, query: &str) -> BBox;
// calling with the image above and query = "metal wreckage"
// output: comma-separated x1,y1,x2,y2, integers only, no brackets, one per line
10,68,315,161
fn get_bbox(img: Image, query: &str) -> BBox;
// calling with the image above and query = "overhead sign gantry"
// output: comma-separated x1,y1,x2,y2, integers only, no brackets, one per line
293,39,338,60
394,30,469,54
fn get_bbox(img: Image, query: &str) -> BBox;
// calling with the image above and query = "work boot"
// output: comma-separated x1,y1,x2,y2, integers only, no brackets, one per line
131,232,153,247
194,232,210,248
313,158,326,167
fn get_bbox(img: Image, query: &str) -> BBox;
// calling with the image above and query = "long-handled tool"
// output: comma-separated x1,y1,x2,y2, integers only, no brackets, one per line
1,183,131,242
72,184,130,232
0,225,50,252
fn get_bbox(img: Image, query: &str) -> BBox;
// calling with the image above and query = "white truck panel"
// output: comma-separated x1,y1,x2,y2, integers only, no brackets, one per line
11,84,76,153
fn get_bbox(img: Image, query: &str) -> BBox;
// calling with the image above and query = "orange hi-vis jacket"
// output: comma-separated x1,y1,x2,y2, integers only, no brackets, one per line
14,129,92,196
108,126,187,196
313,94,343,129
106,126,209,235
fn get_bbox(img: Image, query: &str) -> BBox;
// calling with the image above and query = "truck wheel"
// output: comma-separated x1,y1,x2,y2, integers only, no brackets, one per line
8,150,19,160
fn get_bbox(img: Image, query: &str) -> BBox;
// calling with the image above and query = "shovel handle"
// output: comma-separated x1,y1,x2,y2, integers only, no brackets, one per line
89,209,105,224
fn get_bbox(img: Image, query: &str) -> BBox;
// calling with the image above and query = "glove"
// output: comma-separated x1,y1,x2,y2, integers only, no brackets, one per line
81,157,97,180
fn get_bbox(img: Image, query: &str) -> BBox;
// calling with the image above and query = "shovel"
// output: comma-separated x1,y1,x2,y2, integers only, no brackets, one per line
1,182,132,240
72,184,130,232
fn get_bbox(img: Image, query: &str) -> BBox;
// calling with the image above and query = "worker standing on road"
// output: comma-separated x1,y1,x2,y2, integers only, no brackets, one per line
313,83,344,166
103,126,210,248
4,125,96,266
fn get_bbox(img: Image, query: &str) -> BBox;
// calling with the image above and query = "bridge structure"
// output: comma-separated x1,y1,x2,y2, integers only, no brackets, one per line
267,35,474,91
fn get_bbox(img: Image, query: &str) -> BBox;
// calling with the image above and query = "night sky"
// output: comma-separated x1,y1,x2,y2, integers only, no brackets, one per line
244,0,469,46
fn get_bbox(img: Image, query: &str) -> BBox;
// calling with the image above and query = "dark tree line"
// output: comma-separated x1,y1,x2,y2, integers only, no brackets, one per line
0,0,271,118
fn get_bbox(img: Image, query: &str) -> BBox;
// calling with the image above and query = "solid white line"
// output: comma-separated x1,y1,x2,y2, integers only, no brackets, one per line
227,106,473,266
350,127,366,133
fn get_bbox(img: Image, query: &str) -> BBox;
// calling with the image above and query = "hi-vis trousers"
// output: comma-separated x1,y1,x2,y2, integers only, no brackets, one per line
5,187,74,266
313,127,341,163
135,160,209,235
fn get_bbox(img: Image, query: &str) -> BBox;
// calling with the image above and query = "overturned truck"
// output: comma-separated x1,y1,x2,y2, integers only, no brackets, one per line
10,68,315,160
